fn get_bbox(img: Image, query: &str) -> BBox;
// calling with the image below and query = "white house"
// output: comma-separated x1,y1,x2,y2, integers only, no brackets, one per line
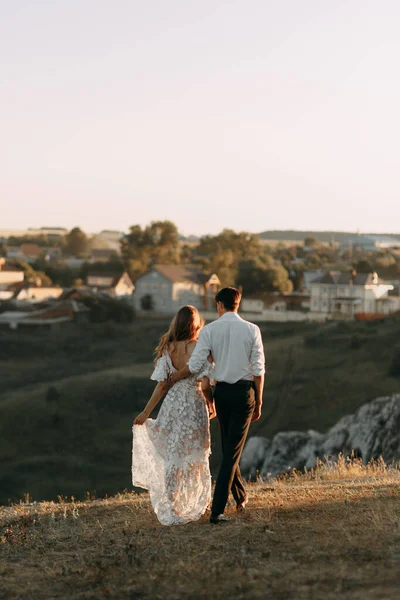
0,258,24,290
134,265,220,314
302,271,326,293
13,283,64,302
310,271,399,318
90,230,123,255
342,235,400,252
86,270,135,297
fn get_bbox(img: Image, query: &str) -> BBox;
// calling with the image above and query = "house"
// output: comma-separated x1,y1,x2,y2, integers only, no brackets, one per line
86,270,135,297
0,258,24,290
26,227,68,242
240,299,265,314
310,271,397,318
134,265,220,313
64,257,87,271
241,293,310,314
90,249,118,263
12,283,64,302
6,243,43,263
342,235,400,252
241,295,287,313
0,227,68,244
302,271,326,293
43,247,63,261
0,300,90,330
90,230,123,255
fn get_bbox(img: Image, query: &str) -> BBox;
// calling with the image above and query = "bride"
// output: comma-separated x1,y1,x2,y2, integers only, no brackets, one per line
132,305,215,526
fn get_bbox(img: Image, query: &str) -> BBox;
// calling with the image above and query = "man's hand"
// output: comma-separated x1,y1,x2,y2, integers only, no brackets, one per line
133,411,149,425
251,403,262,422
168,373,179,387
207,400,217,420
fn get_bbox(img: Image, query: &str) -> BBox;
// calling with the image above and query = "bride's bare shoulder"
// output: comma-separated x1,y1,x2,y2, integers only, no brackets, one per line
186,340,197,354
167,341,176,355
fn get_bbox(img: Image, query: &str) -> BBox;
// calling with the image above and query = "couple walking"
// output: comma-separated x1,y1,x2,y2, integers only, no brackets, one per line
132,287,265,525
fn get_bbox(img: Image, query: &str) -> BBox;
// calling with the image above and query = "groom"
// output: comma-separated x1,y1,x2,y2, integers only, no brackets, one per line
169,287,265,524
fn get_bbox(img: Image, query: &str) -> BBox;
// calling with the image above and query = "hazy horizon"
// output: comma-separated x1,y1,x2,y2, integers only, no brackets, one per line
2,1,400,236
2,224,400,239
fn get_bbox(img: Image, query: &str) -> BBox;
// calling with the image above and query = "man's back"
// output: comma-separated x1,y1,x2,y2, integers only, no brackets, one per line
189,311,265,384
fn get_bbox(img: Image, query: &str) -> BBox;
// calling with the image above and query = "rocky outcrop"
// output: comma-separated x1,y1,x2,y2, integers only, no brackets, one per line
239,437,271,480
240,394,400,479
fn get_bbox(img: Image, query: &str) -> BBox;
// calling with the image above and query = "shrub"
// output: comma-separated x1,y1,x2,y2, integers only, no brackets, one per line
349,334,367,349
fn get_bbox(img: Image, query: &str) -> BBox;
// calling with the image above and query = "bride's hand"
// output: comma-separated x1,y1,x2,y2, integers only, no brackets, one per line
134,411,149,425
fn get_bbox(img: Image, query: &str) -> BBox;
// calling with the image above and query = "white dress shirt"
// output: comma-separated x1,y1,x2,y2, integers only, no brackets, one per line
188,312,265,384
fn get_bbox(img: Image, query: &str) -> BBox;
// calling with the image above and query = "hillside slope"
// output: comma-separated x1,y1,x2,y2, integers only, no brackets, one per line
258,229,400,243
1,317,400,503
1,465,400,599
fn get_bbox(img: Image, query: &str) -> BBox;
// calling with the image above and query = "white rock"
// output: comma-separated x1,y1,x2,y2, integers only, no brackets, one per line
241,394,400,478
240,436,270,479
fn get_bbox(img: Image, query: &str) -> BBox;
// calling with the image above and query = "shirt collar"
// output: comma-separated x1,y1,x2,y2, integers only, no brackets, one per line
219,311,242,320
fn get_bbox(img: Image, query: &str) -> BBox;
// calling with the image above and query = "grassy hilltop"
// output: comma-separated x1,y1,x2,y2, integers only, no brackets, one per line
1,461,400,599
0,315,400,504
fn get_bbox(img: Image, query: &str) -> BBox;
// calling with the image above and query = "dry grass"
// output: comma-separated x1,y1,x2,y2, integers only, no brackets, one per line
1,461,400,600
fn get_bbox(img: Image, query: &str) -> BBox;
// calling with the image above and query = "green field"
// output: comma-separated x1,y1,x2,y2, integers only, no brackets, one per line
1,315,399,505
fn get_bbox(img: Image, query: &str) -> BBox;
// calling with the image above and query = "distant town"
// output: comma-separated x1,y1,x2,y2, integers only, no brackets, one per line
1,224,400,329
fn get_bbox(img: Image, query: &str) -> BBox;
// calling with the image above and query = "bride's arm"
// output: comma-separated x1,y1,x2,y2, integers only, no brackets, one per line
133,380,169,425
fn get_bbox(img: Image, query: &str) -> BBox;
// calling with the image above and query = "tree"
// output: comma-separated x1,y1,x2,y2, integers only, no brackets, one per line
121,221,180,279
63,227,90,257
194,230,262,285
353,259,373,273
237,258,293,294
304,236,319,248
290,268,305,292
9,260,53,286
34,260,75,287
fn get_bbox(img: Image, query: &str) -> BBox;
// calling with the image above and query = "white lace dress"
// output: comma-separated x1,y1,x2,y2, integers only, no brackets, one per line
132,353,213,526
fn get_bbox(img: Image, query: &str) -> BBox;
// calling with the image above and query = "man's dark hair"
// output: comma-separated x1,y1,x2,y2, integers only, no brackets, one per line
215,287,242,311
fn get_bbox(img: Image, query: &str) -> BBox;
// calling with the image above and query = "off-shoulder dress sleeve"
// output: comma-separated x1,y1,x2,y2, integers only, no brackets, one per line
150,355,170,382
196,360,215,381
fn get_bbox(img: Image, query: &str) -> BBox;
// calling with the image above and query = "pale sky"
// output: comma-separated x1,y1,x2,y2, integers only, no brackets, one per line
1,1,399,236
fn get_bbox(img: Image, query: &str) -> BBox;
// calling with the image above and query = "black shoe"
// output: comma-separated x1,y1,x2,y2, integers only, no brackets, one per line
210,514,230,524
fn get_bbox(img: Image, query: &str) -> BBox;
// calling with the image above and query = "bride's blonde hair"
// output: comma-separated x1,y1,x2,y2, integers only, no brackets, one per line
155,305,204,361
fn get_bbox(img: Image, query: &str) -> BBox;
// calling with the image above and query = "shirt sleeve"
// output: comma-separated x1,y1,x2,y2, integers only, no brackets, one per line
197,360,215,381
250,325,265,376
188,326,212,374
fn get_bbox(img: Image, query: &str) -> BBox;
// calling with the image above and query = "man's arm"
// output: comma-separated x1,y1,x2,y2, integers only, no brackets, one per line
252,374,264,422
250,326,266,422
169,326,212,385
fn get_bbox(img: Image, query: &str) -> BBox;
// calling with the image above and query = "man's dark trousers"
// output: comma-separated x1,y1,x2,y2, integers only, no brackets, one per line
211,381,256,516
